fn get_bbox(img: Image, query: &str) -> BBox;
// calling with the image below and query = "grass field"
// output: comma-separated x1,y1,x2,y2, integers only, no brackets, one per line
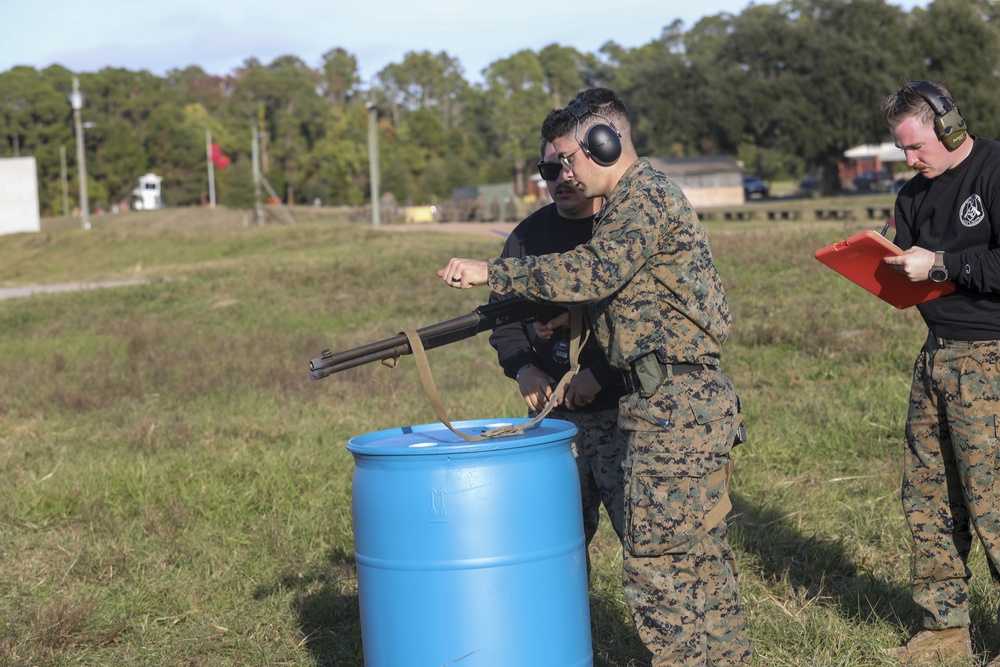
1,202,998,666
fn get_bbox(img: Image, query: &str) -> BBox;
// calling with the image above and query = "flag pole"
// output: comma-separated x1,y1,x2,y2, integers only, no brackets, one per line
206,130,216,208
252,124,264,226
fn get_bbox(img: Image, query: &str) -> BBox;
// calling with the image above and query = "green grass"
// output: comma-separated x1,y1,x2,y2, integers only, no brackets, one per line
0,205,998,666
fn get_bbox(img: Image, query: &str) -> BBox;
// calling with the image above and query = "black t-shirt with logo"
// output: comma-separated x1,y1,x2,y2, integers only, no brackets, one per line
894,136,1000,339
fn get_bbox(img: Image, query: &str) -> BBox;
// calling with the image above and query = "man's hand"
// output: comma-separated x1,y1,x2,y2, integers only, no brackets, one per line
438,258,488,288
534,311,569,340
563,368,601,411
518,366,555,412
883,247,935,281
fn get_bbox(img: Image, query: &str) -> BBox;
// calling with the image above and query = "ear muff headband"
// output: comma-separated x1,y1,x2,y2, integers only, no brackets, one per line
565,98,623,166
910,81,968,151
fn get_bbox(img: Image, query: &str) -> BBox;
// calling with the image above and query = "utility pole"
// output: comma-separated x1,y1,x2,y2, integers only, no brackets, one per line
69,77,91,230
206,129,216,208
59,145,69,217
251,124,264,226
367,102,380,227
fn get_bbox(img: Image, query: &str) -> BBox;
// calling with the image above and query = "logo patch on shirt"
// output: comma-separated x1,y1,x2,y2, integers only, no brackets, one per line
960,194,985,227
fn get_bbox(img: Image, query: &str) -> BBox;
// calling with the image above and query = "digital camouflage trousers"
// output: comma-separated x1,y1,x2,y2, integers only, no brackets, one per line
615,368,751,667
903,334,1000,630
558,407,626,553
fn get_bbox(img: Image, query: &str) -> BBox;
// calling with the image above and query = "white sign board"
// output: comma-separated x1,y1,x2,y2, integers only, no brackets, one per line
0,157,41,236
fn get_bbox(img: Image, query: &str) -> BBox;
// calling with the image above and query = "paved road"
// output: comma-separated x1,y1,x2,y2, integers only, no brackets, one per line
0,279,150,301
376,222,515,238
0,224,513,303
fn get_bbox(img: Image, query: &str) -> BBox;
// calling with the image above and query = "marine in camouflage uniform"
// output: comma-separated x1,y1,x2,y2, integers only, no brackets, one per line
881,81,1000,664
441,88,750,666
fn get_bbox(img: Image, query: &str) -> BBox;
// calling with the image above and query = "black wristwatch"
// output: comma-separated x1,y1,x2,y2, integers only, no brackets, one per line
929,251,948,283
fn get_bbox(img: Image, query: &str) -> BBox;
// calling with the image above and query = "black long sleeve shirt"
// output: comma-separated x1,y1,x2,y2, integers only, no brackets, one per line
488,203,624,412
894,136,1000,339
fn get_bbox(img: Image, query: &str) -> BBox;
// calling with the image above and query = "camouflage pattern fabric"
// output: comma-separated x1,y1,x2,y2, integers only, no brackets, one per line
528,396,622,584
618,368,749,666
903,334,1000,630
488,159,731,370
488,159,750,665
558,408,625,554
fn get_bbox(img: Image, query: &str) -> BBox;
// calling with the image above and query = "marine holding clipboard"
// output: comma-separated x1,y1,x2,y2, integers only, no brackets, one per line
878,81,1000,666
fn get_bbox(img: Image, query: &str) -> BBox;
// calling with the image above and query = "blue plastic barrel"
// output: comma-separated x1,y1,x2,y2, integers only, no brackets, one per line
347,417,592,667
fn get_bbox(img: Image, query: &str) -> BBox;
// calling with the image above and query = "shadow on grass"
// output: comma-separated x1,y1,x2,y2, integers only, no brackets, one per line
254,545,364,667
259,543,651,667
730,492,1000,659
264,503,955,667
590,591,651,667
730,492,913,628
269,496,915,667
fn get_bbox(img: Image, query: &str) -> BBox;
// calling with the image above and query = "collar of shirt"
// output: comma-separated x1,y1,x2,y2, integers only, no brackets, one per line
597,157,650,222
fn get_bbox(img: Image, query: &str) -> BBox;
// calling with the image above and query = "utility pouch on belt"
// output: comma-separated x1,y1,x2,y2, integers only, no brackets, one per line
632,352,664,398
733,394,746,447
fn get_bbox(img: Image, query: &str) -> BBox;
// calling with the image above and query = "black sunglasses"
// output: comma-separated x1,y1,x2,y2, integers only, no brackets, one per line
536,160,563,181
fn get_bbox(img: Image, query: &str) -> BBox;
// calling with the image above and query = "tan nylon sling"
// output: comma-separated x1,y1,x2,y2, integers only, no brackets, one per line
374,306,589,442
375,305,734,526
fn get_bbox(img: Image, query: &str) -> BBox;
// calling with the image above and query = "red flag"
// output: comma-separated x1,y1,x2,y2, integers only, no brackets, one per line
210,142,231,170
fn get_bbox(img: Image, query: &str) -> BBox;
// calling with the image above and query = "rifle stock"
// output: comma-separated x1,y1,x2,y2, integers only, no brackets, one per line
309,297,564,380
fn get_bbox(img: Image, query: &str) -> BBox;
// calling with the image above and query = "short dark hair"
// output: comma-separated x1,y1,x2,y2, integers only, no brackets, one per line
540,88,630,146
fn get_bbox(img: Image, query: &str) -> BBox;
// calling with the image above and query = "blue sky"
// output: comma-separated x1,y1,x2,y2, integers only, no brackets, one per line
1,0,927,84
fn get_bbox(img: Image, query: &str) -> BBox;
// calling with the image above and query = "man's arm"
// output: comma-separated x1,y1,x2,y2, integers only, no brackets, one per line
488,233,538,379
480,177,694,303
881,198,931,280
439,259,489,287
586,355,618,390
886,193,1000,291
883,247,936,281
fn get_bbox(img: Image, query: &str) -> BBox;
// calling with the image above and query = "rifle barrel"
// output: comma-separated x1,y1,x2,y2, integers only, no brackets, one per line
308,297,565,380
309,311,482,377
309,341,414,379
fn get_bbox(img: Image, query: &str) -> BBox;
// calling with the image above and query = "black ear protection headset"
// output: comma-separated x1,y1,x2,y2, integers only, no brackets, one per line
909,81,968,151
565,97,623,166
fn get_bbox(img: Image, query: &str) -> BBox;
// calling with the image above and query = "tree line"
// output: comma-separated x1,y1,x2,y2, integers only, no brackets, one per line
2,0,1000,216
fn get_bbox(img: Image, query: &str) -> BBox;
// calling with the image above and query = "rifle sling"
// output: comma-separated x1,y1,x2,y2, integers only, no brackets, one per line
393,306,588,442
389,310,732,526
704,458,734,530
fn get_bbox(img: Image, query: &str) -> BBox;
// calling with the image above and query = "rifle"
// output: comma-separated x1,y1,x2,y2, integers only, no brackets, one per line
309,296,565,380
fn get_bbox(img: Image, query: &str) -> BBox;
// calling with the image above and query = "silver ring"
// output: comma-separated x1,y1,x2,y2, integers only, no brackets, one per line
451,277,461,282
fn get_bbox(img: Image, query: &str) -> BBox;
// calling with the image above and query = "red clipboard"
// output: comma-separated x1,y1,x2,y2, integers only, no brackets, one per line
814,230,956,309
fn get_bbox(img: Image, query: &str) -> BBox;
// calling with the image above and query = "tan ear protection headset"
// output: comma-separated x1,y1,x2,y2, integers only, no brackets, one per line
909,81,968,151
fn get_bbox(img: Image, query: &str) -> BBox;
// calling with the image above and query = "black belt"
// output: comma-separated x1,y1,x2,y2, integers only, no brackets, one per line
621,361,716,395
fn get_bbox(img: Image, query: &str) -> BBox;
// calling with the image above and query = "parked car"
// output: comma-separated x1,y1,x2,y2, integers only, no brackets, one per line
852,171,894,192
743,174,769,199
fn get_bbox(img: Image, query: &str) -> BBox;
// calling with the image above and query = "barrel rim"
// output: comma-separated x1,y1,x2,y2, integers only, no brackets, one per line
347,417,578,456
